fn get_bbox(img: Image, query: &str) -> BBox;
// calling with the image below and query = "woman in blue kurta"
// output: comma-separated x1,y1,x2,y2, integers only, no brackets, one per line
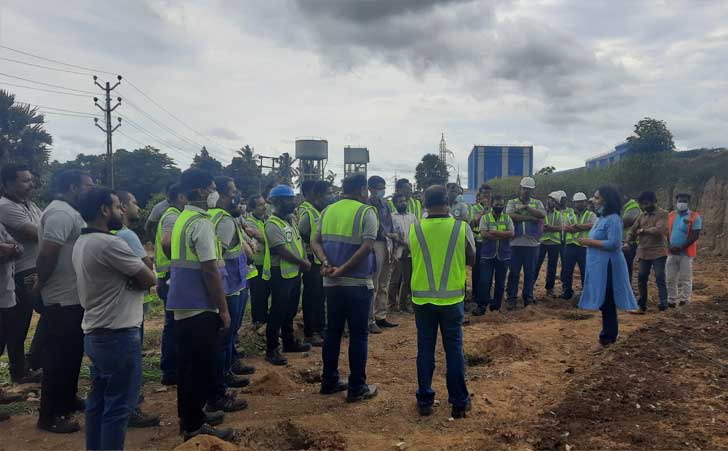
577,186,638,347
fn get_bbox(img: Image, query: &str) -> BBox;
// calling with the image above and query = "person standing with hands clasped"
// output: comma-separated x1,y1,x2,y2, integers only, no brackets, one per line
577,186,637,351
666,193,702,307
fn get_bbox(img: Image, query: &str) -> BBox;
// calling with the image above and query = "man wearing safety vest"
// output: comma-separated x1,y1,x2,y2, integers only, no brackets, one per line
621,195,641,284
535,192,564,298
505,177,546,309
469,185,491,305
388,178,423,219
297,180,334,347
409,185,475,418
473,194,513,316
244,194,270,327
561,192,597,300
167,168,234,442
666,192,702,307
263,185,311,366
206,176,253,414
312,173,379,403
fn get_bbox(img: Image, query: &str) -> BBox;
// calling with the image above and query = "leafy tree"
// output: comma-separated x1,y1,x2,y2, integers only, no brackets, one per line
0,89,52,175
191,146,223,175
275,152,298,185
224,145,266,197
536,165,556,175
626,117,675,154
415,154,449,190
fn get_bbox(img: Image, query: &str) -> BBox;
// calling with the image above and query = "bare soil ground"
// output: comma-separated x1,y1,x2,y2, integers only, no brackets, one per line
2,257,727,451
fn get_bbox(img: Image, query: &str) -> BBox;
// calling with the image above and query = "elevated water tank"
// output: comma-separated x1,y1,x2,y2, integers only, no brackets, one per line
295,139,328,160
344,147,369,164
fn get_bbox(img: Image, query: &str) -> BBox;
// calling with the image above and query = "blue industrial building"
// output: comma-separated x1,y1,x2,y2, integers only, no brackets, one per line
585,142,632,169
467,145,533,191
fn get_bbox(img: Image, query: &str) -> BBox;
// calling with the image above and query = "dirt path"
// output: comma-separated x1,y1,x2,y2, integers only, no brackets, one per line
2,258,727,451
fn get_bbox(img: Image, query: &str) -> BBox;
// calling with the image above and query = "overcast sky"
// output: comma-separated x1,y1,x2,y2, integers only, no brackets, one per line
1,0,726,186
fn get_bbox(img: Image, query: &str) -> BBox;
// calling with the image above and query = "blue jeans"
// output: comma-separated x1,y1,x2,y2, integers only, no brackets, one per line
414,302,468,409
209,293,241,403
232,290,248,361
478,258,508,310
158,277,176,379
638,257,668,310
600,264,618,345
563,244,587,297
507,246,540,303
322,286,372,397
84,328,142,451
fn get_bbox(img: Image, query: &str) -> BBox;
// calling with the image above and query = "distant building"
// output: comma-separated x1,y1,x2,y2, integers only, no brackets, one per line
585,142,631,169
467,145,533,191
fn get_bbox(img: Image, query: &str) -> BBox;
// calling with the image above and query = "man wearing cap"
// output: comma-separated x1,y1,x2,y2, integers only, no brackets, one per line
505,177,545,309
535,192,563,297
561,193,596,300
262,185,312,366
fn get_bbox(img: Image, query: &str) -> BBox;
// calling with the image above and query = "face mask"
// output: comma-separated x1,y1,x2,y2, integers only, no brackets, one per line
676,202,688,212
374,189,386,199
455,194,464,203
206,191,220,209
492,207,504,216
396,205,407,214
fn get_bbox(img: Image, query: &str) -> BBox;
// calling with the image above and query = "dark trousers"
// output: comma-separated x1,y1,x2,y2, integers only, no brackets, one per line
535,244,560,292
623,242,637,286
266,269,299,352
414,302,468,409
209,294,241,403
506,246,539,303
638,256,668,310
175,312,220,433
0,270,35,380
563,244,587,297
39,304,84,421
84,328,142,451
471,244,482,301
388,257,413,310
599,264,618,345
249,266,271,324
302,261,325,337
157,277,176,379
559,244,567,284
478,258,508,310
322,286,372,397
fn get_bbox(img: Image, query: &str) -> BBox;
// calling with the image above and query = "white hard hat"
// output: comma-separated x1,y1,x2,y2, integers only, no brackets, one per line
548,191,562,201
557,190,567,198
520,177,536,189
573,192,588,202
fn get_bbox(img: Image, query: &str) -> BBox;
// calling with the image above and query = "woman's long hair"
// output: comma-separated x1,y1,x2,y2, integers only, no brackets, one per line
597,185,622,217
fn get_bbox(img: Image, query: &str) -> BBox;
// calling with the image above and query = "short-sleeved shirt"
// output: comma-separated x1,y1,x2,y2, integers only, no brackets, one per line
368,196,394,241
146,199,169,226
244,215,267,265
505,198,546,247
449,202,471,222
161,210,179,235
39,200,86,306
0,223,17,309
297,211,316,256
216,215,239,251
669,210,702,254
317,207,378,288
0,197,42,272
631,208,669,260
391,212,418,259
115,228,147,259
264,217,297,268
73,231,148,333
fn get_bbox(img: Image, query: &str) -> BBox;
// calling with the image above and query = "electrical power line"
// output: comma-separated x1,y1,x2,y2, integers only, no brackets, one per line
0,81,91,97
38,110,99,119
0,44,115,76
0,56,94,77
0,72,97,94
120,115,197,158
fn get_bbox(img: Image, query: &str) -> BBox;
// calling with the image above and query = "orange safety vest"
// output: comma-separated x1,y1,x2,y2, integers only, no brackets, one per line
667,211,699,257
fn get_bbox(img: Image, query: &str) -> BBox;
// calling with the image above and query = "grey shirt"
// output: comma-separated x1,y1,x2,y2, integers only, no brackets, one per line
39,200,86,306
316,207,379,288
0,223,17,309
264,217,297,269
146,199,169,225
505,198,547,247
216,215,239,251
0,197,42,272
449,202,471,222
73,232,148,333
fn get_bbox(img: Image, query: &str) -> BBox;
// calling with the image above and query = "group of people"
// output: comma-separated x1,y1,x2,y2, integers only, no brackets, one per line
0,162,702,449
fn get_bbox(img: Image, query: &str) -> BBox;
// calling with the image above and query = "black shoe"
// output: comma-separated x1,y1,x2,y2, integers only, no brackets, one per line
161,374,177,386
418,404,433,416
678,301,687,306
346,384,378,403
451,401,471,419
668,302,677,308
225,374,250,388
128,408,160,428
658,304,668,312
0,412,8,422
205,410,225,426
506,300,517,311
320,379,348,395
183,424,234,442
525,297,537,305
376,319,399,328
0,391,25,404
546,289,556,297
265,349,288,366
231,360,256,376
37,415,81,434
235,347,247,359
206,393,248,413
472,306,487,317
12,369,42,384
304,334,324,347
282,341,311,353
560,292,573,300
71,397,85,413
369,323,383,334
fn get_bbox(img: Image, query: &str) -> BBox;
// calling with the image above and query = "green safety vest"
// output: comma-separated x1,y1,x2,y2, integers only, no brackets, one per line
297,201,322,264
541,210,562,244
565,209,593,246
622,199,641,240
469,203,486,241
409,217,466,306
247,214,267,267
388,197,422,219
170,209,223,265
208,208,243,258
262,215,304,280
154,206,180,278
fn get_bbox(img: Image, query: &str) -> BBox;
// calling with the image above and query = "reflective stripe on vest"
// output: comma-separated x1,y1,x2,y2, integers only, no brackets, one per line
511,198,543,239
667,210,699,257
566,210,592,245
155,207,180,277
298,201,322,264
470,204,486,241
210,208,248,294
410,217,466,306
480,212,512,260
321,199,377,279
262,215,304,280
622,199,641,237
541,210,562,244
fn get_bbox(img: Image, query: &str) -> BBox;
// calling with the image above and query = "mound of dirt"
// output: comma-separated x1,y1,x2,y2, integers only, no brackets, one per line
173,435,242,451
559,311,594,321
247,371,298,396
241,419,346,451
297,368,322,384
466,333,536,366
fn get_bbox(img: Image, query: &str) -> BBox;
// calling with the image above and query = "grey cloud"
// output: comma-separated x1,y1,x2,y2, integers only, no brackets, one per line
207,127,243,141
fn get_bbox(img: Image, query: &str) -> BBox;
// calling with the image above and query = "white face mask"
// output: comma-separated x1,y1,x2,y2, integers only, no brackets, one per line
206,191,220,208
676,201,689,212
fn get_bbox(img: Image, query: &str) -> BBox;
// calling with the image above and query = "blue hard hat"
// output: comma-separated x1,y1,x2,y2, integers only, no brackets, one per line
268,184,295,198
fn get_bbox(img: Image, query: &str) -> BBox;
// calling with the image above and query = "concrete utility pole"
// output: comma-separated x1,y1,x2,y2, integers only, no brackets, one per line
94,75,122,188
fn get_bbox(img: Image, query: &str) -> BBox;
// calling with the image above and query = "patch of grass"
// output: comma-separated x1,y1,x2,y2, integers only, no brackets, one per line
0,401,34,416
